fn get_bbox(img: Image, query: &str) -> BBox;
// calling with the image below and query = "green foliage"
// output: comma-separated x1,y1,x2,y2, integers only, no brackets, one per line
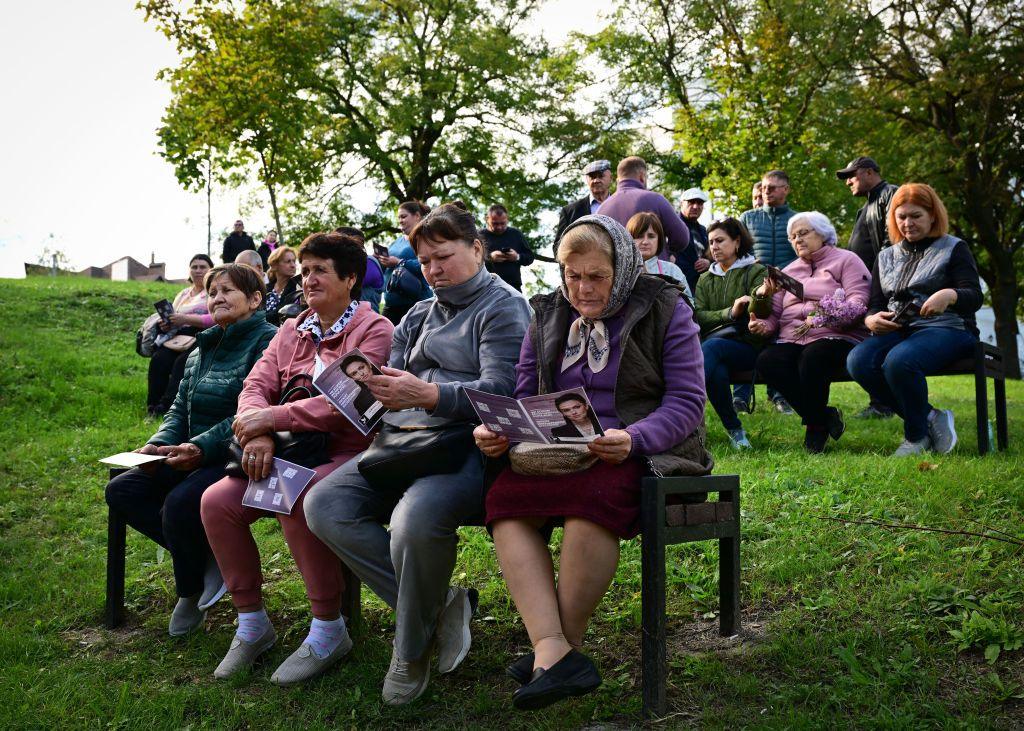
145,0,606,244
597,0,1024,373
2,277,1024,727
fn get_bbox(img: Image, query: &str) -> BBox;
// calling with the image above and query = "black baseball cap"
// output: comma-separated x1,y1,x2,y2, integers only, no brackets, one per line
836,156,881,179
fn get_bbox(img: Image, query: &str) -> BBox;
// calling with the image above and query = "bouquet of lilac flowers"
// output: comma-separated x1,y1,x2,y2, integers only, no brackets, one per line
810,289,867,329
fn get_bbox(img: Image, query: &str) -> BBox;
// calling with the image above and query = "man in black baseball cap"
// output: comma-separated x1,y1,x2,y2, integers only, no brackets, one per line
837,155,899,419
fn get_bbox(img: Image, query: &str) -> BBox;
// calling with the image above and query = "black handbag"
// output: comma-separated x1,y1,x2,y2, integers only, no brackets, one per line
355,302,474,488
386,260,427,299
357,420,476,488
224,373,331,477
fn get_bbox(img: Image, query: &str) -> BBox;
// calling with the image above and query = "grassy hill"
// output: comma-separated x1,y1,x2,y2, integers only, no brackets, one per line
1,276,1022,729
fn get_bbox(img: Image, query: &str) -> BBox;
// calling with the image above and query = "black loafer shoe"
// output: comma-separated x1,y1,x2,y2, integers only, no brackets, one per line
511,649,601,711
825,407,845,441
506,653,534,685
804,427,828,454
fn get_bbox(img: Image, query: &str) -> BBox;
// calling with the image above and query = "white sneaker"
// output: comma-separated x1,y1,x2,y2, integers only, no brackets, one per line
382,646,431,706
928,409,958,454
892,437,932,457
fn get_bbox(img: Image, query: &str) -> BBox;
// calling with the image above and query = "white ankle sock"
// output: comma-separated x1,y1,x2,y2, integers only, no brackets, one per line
235,609,272,643
304,616,347,659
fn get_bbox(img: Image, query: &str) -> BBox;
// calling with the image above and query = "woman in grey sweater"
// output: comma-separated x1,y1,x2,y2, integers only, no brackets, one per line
306,202,531,706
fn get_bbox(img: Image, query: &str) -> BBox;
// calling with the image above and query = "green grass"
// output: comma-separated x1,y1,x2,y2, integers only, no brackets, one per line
1,276,1022,729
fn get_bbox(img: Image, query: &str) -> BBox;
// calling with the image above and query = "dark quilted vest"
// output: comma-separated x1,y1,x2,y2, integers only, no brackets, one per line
528,275,713,477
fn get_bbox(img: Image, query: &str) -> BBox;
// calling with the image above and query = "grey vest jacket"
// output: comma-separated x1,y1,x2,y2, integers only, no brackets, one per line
878,235,966,331
528,275,714,477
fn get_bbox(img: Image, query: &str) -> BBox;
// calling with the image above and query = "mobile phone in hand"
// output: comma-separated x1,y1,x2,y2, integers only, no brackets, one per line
154,299,174,324
373,243,389,258
892,300,921,325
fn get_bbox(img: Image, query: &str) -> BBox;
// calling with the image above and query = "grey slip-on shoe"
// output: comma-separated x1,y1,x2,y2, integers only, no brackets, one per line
271,631,353,687
213,626,277,679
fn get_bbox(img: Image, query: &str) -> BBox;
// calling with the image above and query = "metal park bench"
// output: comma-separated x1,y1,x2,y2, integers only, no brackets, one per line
730,341,1009,455
102,468,361,630
103,468,739,721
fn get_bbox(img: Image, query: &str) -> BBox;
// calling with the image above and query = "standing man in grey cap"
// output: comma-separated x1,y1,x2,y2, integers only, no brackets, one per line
837,155,899,419
679,188,711,289
554,159,614,252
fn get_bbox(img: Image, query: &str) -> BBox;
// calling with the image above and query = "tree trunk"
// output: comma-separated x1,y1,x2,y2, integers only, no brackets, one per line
258,149,285,244
205,153,212,259
987,250,1022,379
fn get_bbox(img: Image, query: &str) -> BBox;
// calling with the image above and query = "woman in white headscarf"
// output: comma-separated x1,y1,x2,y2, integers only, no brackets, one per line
474,214,712,711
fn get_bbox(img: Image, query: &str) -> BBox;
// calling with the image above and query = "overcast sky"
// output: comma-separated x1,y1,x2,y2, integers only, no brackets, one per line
0,1,605,280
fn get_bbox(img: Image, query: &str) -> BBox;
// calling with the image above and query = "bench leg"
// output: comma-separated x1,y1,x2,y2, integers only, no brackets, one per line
105,507,126,629
994,377,1008,451
974,355,990,456
719,535,740,637
641,494,667,719
341,565,362,633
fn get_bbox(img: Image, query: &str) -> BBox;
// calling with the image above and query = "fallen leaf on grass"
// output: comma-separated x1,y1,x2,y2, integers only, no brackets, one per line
918,461,939,471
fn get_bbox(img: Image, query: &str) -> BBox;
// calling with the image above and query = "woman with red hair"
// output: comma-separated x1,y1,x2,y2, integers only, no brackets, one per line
847,183,983,456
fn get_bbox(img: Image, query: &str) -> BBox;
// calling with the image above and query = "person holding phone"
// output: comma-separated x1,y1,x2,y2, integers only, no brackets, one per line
481,204,535,292
846,184,983,456
750,212,871,454
378,201,433,325
106,264,276,637
147,254,215,416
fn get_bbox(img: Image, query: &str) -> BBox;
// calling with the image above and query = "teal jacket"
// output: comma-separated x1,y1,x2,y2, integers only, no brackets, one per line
694,257,770,348
739,205,798,268
149,311,277,465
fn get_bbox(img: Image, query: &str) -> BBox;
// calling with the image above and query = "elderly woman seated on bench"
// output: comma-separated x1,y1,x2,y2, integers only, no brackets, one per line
846,183,983,456
750,211,871,454
474,214,712,711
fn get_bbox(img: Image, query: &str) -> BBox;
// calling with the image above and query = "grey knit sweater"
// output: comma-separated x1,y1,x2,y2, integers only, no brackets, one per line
387,265,532,425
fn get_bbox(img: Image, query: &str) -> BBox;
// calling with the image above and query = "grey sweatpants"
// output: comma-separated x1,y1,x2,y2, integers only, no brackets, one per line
305,451,485,662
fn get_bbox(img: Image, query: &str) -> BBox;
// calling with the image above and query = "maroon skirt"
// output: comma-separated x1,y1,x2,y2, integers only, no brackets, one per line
485,459,644,539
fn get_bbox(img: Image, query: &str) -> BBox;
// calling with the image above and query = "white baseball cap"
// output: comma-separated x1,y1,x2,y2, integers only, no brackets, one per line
681,188,709,202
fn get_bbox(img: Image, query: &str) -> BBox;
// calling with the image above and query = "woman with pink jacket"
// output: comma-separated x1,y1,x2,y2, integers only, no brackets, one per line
750,211,871,453
200,232,393,686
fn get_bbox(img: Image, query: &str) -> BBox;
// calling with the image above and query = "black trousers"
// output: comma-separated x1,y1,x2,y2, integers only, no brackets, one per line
382,304,412,327
146,331,198,412
105,464,226,597
755,339,854,427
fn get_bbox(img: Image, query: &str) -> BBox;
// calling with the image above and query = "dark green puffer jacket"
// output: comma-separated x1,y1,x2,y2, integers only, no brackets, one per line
149,311,277,465
694,258,770,348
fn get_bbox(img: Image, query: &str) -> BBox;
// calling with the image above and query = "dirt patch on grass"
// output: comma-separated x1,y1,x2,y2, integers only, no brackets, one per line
668,605,773,658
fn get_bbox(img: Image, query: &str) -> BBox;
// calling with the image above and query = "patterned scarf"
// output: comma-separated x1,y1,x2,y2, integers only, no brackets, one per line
297,300,359,344
559,214,644,373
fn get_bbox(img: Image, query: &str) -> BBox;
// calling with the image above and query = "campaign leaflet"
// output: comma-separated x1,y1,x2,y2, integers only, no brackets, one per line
463,387,605,444
241,457,317,515
312,348,388,436
765,265,805,300
99,452,167,468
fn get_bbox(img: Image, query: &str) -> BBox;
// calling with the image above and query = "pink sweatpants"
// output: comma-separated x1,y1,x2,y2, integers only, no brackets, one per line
200,454,354,618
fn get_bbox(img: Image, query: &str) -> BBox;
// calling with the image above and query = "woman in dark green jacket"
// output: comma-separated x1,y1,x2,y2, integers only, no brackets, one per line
694,218,768,450
105,264,277,637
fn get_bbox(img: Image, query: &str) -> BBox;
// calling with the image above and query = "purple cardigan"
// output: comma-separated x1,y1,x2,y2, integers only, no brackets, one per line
597,179,691,260
513,299,705,457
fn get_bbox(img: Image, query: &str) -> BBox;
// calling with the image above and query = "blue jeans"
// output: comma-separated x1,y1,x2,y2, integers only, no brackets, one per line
703,338,759,430
846,327,976,441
